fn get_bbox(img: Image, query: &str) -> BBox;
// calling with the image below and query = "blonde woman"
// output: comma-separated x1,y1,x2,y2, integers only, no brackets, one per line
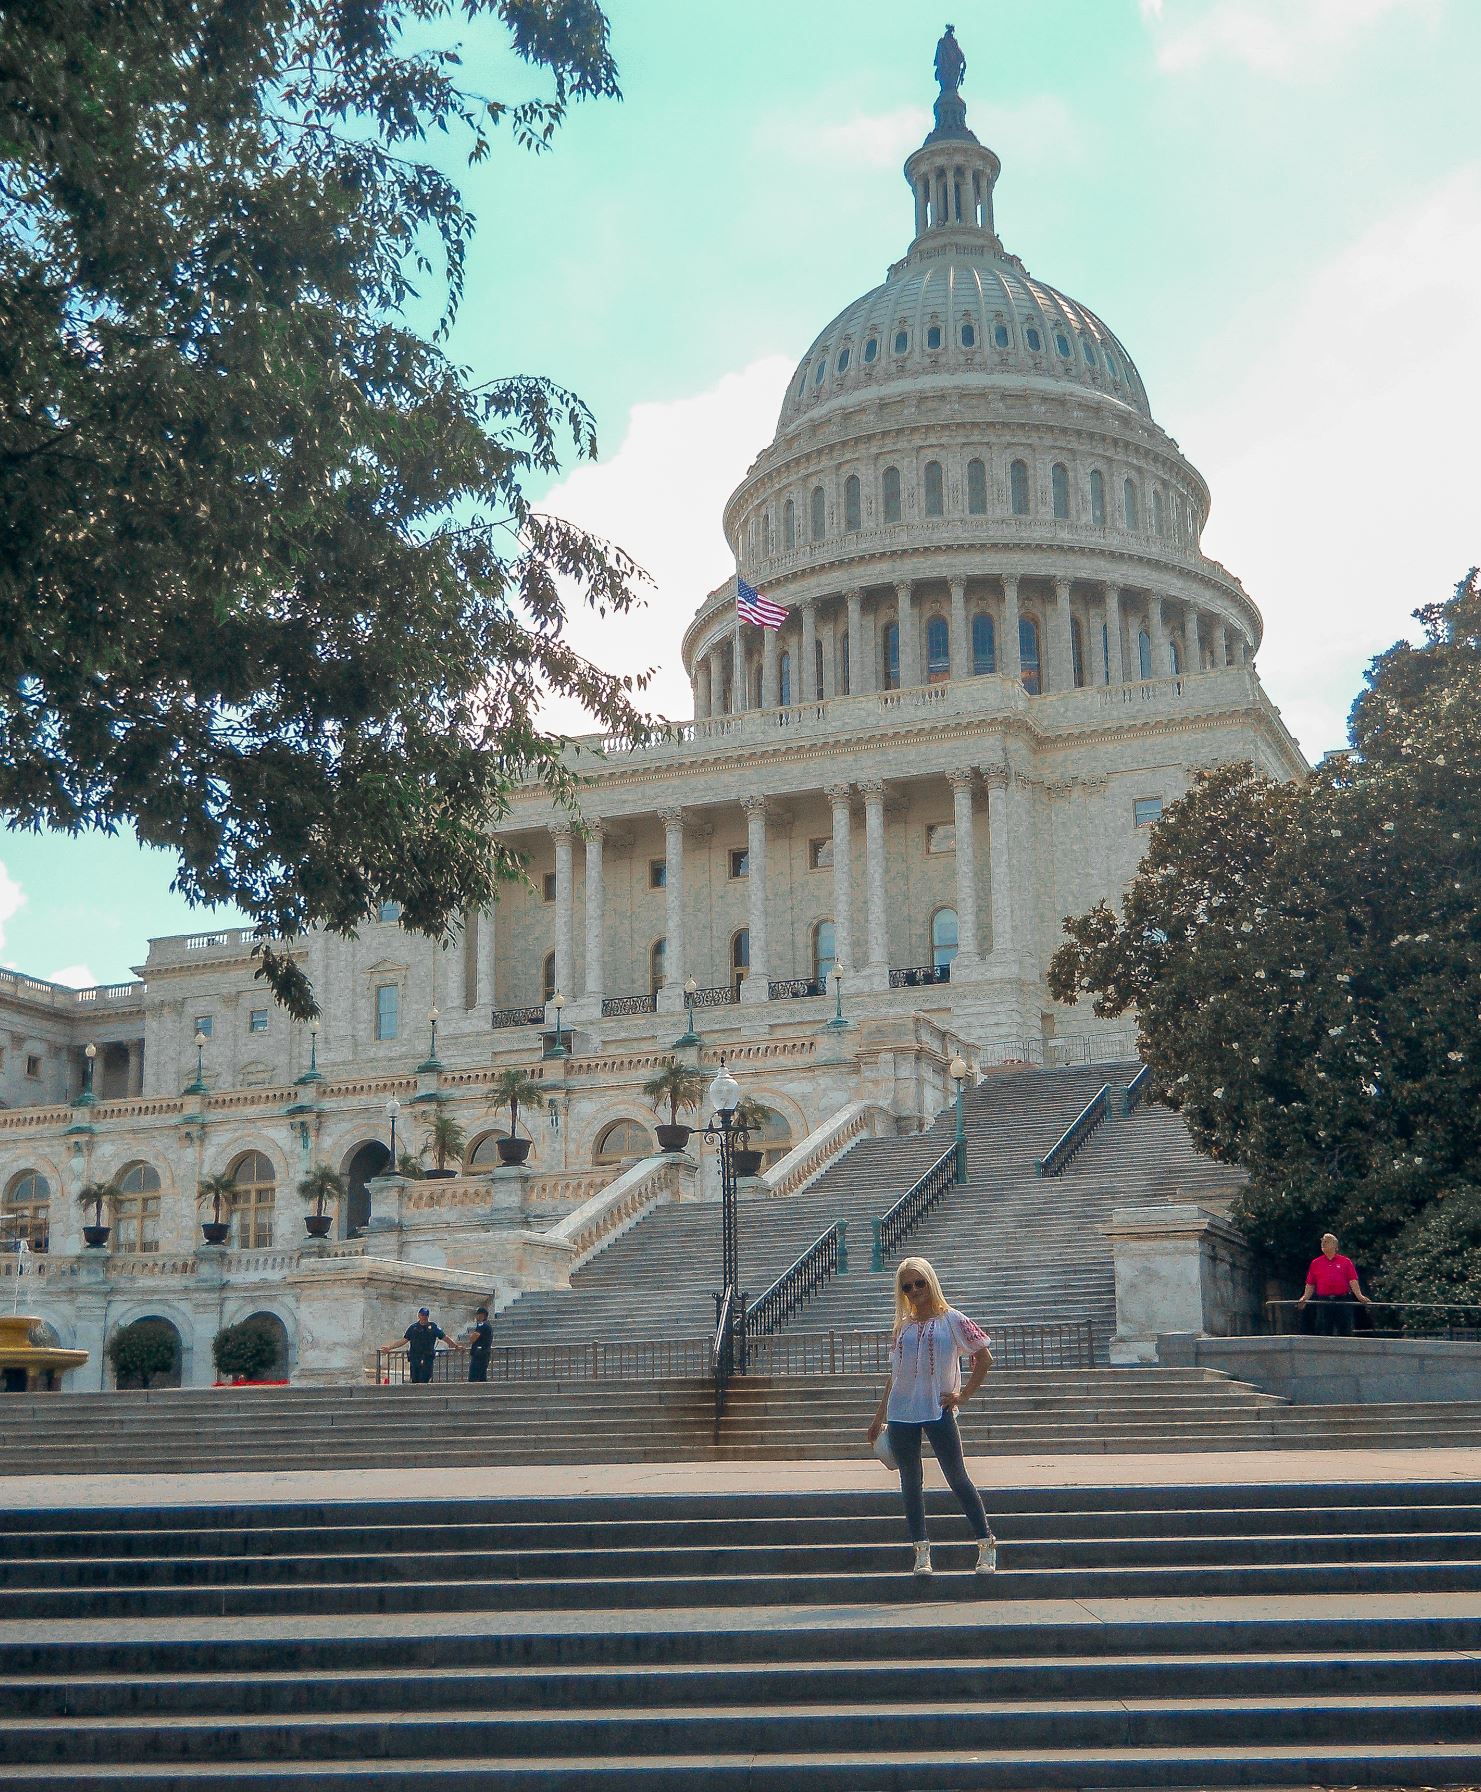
866,1256,997,1576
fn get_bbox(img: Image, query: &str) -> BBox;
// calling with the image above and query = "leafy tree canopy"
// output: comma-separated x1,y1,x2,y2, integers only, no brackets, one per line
1049,571,1481,1292
1,0,655,1015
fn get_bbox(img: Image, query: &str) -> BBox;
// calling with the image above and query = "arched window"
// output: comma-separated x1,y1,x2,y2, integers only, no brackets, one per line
594,1119,655,1167
761,511,771,554
649,937,666,998
226,1151,275,1249
960,320,976,348
1019,616,1042,695
1137,629,1153,680
2,1170,49,1253
1152,488,1165,536
1025,325,1043,352
883,621,900,690
926,323,943,350
881,465,902,523
342,1139,389,1233
863,336,879,363
1169,636,1182,676
813,919,836,986
1009,458,1030,516
1071,617,1085,688
730,929,750,997
839,629,851,695
971,613,996,675
542,952,556,1001
836,346,850,373
779,650,792,707
923,460,944,517
1055,332,1072,358
813,638,824,701
1051,462,1070,520
931,907,959,970
1089,468,1106,527
810,485,825,541
844,473,862,532
1123,477,1139,529
967,458,987,514
993,322,1010,348
114,1162,161,1254
783,498,796,549
893,328,908,354
926,615,950,681
750,1109,794,1171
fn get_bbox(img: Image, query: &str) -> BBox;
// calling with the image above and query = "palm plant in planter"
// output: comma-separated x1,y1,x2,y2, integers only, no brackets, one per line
421,1108,467,1179
731,1097,776,1178
489,1068,545,1166
396,1150,426,1180
298,1164,345,1238
196,1173,237,1245
77,1178,120,1248
643,1060,707,1152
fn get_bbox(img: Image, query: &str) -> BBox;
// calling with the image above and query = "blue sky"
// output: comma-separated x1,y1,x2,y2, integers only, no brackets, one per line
6,0,1478,986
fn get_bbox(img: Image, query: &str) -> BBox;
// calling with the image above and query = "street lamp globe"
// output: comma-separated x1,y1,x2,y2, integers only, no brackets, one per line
708,1062,740,1118
193,1031,207,1050
84,1042,97,1061
386,1098,400,1123
552,992,566,1012
949,1055,968,1082
684,977,698,997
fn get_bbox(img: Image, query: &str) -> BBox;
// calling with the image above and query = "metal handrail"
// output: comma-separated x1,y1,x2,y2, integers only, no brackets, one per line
1034,1083,1112,1177
871,1144,959,1270
712,1283,737,1437
1121,1063,1152,1114
1264,1298,1481,1340
747,1222,847,1338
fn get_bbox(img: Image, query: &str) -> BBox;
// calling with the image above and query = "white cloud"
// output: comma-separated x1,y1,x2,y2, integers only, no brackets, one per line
0,861,24,955
1142,0,1425,76
1183,163,1481,757
46,964,97,990
781,95,1084,172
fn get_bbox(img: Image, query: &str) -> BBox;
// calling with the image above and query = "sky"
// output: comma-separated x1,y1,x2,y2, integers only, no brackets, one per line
5,0,1478,987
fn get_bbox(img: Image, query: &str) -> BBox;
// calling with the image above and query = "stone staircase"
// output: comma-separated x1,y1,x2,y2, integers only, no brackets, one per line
2,1480,1481,1785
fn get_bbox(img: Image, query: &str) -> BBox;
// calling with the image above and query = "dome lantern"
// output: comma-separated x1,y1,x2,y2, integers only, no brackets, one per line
904,25,1003,254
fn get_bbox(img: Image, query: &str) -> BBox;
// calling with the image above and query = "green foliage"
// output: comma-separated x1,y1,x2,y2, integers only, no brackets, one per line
196,1174,237,1226
422,1107,467,1172
642,1060,706,1127
733,1096,775,1134
0,0,657,1016
1050,571,1481,1291
397,1150,426,1180
298,1163,346,1218
489,1067,545,1138
1378,1186,1481,1313
76,1179,119,1227
212,1319,284,1381
106,1318,179,1387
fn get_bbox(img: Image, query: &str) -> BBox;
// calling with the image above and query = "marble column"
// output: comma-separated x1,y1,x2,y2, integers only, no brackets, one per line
762,626,780,709
801,600,818,703
1211,617,1229,669
1102,584,1125,686
1001,576,1022,685
695,660,711,720
478,893,495,1010
861,779,889,973
948,771,979,962
895,581,917,690
583,822,605,1004
1182,602,1201,674
551,822,575,1000
741,796,769,1002
948,578,968,682
1119,587,1139,680
1052,577,1075,692
826,783,854,974
732,617,746,711
983,763,1015,964
660,808,685,990
847,588,868,693
820,626,836,701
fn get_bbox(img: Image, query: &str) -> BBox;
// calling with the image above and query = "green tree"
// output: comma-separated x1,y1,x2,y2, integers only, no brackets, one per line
1049,571,1481,1291
489,1067,544,1140
0,0,654,1015
643,1060,706,1129
212,1318,285,1381
421,1107,467,1173
106,1318,180,1388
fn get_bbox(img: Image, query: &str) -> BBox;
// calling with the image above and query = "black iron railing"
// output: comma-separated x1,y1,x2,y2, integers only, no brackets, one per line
871,1144,960,1270
768,976,824,1000
889,963,950,989
747,1222,848,1338
1264,1299,1481,1341
692,984,738,1008
1120,1062,1152,1114
377,1348,464,1384
712,1284,739,1437
601,993,658,1017
1034,1082,1112,1177
491,1004,546,1031
745,1319,1095,1375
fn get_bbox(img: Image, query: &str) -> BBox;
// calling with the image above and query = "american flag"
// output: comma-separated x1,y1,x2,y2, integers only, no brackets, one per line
736,576,788,631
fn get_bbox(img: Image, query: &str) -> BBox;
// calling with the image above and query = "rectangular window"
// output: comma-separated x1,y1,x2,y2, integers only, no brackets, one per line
193,1015,213,1038
1134,797,1163,828
809,838,833,870
375,983,400,1041
649,859,667,889
248,1009,269,1033
24,1054,41,1079
378,900,403,923
729,848,749,880
542,871,557,903
926,823,957,855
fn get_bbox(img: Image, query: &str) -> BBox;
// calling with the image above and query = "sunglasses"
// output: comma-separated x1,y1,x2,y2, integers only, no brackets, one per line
899,1277,928,1292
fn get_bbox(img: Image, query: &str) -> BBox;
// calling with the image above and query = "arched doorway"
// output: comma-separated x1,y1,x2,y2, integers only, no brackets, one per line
343,1141,390,1236
107,1315,182,1390
236,1311,291,1379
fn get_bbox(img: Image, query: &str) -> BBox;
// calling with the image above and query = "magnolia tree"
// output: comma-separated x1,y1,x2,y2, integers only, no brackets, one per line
1049,572,1481,1299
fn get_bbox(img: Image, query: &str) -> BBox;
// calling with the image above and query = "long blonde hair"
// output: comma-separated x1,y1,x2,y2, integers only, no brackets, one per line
893,1256,949,1337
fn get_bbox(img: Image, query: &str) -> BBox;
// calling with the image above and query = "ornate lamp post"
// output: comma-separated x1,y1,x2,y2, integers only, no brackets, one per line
949,1054,969,1183
702,1058,747,1366
675,976,700,1049
549,991,568,1060
424,1005,441,1067
825,960,848,1030
386,1098,401,1172
296,1017,322,1086
185,1030,208,1098
75,1042,97,1107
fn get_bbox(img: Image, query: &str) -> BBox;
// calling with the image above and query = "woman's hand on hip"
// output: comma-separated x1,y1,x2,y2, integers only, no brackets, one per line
939,1391,961,1411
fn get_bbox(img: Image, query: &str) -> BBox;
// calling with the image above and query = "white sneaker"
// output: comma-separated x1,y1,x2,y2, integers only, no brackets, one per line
976,1535,998,1575
912,1541,933,1577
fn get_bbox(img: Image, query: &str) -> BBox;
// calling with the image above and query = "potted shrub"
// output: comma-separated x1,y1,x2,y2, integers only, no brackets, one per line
421,1109,467,1180
644,1060,707,1153
196,1173,236,1246
77,1178,119,1249
489,1068,545,1166
299,1164,345,1238
732,1097,776,1178
212,1318,284,1384
106,1318,180,1389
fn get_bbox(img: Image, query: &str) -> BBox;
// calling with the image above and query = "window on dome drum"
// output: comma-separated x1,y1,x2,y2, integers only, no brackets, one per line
193,1014,213,1039
1083,340,1097,367
863,336,879,364
1009,459,1030,516
961,321,976,348
813,919,836,985
836,347,850,373
1153,489,1165,536
1090,468,1106,527
115,1162,161,1254
783,499,796,549
883,621,900,690
729,848,749,880
25,1053,41,1079
649,938,666,998
931,907,959,970
993,322,1010,347
881,466,902,524
809,837,833,870
813,358,825,385
1137,629,1154,681
923,460,944,517
967,458,987,514
1123,478,1139,529
810,485,825,541
1051,462,1070,520
1025,326,1042,352
1134,797,1163,828
731,929,750,998
779,650,792,707
844,474,862,533
649,858,666,890
972,613,996,675
926,823,956,855
594,1119,655,1168
926,324,942,350
1055,333,1071,358
542,953,556,1001
542,871,556,903
893,329,908,354
1106,351,1120,381
378,900,402,923
3,1171,50,1253
227,1151,275,1249
1019,617,1042,695
814,639,824,700
840,630,851,694
374,983,399,1041
1071,618,1085,688
926,615,950,681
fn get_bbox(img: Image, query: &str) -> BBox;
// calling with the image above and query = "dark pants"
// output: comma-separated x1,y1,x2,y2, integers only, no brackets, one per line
468,1354,489,1383
408,1356,435,1384
886,1412,991,1544
1307,1296,1354,1336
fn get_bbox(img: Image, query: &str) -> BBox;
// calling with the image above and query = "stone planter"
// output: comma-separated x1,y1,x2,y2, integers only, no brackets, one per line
423,1168,457,1180
496,1136,532,1167
200,1220,230,1246
655,1124,694,1153
82,1225,110,1249
733,1148,764,1178
303,1213,334,1238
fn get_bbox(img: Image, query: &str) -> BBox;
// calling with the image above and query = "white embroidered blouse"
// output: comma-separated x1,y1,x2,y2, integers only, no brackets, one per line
886,1308,992,1424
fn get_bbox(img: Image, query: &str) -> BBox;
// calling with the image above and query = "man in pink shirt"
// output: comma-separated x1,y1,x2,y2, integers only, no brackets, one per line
1296,1233,1373,1335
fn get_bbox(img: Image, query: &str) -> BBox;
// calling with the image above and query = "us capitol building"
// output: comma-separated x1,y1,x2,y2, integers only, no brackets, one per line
0,36,1302,1386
